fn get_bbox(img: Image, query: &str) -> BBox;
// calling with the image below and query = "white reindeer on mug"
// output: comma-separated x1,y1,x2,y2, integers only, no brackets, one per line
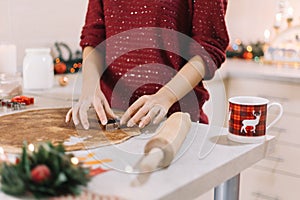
240,110,261,134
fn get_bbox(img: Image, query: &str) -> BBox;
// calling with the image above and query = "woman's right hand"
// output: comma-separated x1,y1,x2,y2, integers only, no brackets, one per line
65,46,117,129
65,85,117,130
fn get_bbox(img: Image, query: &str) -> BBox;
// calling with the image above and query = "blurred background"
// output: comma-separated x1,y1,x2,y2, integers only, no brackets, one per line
0,0,299,70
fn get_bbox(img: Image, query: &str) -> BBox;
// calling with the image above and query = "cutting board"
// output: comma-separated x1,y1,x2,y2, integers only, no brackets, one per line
0,107,140,153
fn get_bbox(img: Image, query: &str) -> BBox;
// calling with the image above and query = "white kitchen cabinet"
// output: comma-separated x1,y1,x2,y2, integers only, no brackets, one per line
240,167,300,200
224,69,300,199
256,142,300,176
268,114,300,145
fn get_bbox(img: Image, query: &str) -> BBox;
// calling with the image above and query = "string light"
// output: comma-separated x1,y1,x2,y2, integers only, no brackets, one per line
70,68,75,73
71,157,79,165
246,46,253,52
264,29,271,43
28,143,35,152
55,58,61,64
0,147,8,162
0,147,4,155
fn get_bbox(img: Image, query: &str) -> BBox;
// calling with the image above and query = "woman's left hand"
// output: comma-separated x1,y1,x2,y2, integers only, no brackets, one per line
120,87,177,128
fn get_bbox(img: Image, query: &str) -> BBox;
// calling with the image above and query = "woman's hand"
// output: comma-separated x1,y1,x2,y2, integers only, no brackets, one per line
120,56,205,128
120,87,177,128
65,85,117,130
65,46,117,129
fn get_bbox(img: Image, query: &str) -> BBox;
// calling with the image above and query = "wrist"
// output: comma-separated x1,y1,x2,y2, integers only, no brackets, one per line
188,55,205,79
156,86,178,106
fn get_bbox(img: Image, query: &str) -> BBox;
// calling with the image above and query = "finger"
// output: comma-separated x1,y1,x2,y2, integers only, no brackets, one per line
102,99,118,120
72,104,80,125
138,106,161,128
138,112,154,128
139,107,159,128
127,103,152,127
94,102,108,125
65,108,72,123
153,106,167,124
79,103,90,130
120,97,146,125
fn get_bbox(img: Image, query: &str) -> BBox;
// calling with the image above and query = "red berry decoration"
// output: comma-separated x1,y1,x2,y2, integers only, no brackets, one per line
242,51,253,60
31,164,51,183
54,62,67,74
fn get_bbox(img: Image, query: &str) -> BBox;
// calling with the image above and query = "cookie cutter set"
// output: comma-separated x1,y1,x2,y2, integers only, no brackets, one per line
0,99,26,111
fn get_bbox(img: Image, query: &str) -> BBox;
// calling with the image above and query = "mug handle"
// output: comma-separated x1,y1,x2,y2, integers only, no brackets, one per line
266,102,283,130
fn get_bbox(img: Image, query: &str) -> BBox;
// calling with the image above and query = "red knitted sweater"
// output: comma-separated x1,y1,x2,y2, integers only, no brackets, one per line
80,0,229,123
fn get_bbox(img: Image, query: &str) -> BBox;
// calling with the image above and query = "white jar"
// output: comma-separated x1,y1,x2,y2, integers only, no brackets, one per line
23,48,54,90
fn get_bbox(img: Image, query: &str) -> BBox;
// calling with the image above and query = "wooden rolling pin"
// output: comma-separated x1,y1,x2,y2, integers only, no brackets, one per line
138,112,192,173
131,112,192,186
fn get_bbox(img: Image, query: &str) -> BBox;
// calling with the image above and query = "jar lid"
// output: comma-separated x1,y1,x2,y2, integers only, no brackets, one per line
25,48,51,53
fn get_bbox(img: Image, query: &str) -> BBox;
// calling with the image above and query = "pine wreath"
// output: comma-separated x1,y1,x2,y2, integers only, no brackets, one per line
0,142,90,198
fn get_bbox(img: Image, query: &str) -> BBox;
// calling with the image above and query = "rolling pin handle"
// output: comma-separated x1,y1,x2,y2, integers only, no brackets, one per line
139,147,164,173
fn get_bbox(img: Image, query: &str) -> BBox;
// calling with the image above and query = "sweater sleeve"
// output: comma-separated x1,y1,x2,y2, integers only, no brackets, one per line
190,0,229,80
80,0,106,49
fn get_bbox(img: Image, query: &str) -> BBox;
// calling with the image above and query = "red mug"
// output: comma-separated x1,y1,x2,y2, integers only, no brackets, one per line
228,96,283,143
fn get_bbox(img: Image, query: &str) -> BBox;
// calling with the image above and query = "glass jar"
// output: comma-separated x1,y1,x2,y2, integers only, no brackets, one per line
23,48,54,90
0,73,22,98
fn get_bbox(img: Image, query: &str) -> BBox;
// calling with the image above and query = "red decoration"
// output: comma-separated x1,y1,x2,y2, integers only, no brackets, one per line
31,164,51,183
11,96,34,105
243,52,253,60
89,167,108,177
15,157,20,164
54,62,67,74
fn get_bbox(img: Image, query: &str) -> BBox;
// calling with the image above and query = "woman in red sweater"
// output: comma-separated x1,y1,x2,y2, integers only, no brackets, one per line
66,0,229,129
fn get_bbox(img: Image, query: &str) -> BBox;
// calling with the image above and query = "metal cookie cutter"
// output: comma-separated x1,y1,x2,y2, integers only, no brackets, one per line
12,102,26,110
1,100,26,111
105,118,127,131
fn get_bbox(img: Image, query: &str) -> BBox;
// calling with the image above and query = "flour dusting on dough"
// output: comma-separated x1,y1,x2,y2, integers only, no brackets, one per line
64,136,92,146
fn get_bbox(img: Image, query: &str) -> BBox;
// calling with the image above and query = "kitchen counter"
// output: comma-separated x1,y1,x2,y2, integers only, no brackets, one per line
0,73,275,199
220,59,300,83
84,125,275,200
